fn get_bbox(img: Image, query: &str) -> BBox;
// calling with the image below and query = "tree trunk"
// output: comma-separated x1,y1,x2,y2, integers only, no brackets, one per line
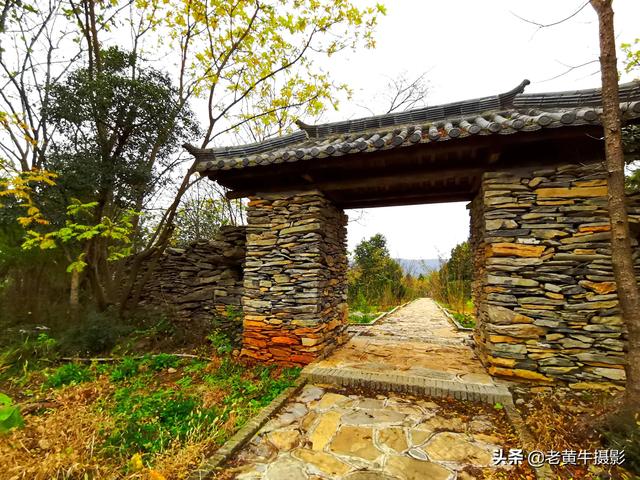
591,0,640,411
69,269,80,314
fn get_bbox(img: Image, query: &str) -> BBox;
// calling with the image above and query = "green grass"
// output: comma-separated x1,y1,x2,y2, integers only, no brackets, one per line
3,327,301,469
451,311,476,329
35,348,300,463
44,362,93,388
348,311,381,324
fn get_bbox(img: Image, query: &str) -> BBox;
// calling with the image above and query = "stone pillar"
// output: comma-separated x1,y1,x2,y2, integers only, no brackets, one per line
474,162,637,388
240,190,349,366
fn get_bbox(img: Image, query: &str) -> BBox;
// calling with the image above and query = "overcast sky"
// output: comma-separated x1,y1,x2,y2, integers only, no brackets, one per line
322,0,640,259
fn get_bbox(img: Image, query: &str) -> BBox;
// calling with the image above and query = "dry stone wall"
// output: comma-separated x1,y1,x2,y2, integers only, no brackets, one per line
241,191,349,366
137,225,246,339
473,161,640,387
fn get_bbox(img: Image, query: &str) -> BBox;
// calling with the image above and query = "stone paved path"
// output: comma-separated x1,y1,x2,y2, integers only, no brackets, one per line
219,299,519,479
224,385,519,480
311,298,498,389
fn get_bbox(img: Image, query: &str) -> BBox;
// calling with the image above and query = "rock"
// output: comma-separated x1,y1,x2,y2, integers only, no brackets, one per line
317,392,350,409
329,426,380,461
486,305,534,325
384,456,452,480
341,409,406,426
298,385,325,403
579,280,617,294
265,457,307,480
415,416,465,433
267,429,300,451
591,368,625,381
424,432,493,465
292,448,351,476
486,243,546,258
377,428,408,453
487,275,539,287
344,472,398,480
486,219,519,230
309,411,341,451
535,186,608,198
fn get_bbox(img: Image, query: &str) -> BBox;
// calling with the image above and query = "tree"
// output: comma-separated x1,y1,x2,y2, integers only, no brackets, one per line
173,181,244,247
590,0,640,411
0,0,384,316
350,234,405,307
442,241,473,300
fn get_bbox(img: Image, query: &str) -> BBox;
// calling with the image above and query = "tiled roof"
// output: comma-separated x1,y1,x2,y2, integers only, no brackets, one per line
186,80,640,173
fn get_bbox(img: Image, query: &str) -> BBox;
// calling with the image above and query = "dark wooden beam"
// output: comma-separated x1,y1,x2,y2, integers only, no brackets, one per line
226,167,483,199
335,190,474,209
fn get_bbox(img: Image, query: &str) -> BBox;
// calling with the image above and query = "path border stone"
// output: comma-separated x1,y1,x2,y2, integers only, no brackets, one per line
302,365,512,404
187,376,308,480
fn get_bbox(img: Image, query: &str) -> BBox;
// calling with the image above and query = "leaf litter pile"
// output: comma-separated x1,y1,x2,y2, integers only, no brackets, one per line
0,352,299,480
514,386,638,480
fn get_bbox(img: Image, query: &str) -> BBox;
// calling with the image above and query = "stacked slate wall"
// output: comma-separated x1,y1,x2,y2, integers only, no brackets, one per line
137,225,246,339
241,191,349,366
473,161,640,387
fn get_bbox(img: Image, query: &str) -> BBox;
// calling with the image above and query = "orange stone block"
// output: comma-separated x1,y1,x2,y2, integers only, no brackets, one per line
290,353,316,364
487,243,546,258
574,179,607,187
535,186,607,198
578,225,611,233
272,336,298,345
244,320,268,328
581,280,617,295
243,337,267,348
269,347,293,358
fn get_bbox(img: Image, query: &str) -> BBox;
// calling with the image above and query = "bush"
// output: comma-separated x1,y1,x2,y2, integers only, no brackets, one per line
148,353,179,371
110,357,141,381
45,362,93,388
207,331,234,356
0,333,58,379
600,409,640,475
60,309,131,355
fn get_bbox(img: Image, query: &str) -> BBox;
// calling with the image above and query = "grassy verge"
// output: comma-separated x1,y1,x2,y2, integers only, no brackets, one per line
0,333,299,479
439,301,476,329
348,304,398,325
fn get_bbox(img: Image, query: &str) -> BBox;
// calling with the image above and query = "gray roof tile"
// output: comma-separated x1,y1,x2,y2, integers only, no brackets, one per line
185,80,640,173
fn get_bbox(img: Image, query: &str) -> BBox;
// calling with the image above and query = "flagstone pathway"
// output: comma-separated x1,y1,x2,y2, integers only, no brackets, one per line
218,299,521,479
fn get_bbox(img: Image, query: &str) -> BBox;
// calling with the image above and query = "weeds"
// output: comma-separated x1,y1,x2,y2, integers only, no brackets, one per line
45,362,93,388
110,357,140,381
148,353,179,371
207,331,234,355
105,383,220,459
0,332,58,380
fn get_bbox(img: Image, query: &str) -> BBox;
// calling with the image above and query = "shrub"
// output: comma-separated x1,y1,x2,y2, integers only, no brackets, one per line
45,362,93,388
60,309,131,355
600,409,640,475
110,357,141,381
0,332,58,379
207,331,234,356
148,353,179,371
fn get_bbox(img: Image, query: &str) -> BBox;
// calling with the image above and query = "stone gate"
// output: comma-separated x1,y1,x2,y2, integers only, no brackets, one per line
184,79,640,385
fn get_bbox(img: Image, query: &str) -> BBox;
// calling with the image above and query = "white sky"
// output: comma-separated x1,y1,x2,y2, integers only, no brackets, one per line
316,0,640,259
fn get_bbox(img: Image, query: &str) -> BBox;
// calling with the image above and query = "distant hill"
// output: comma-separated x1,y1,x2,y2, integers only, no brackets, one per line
395,258,442,276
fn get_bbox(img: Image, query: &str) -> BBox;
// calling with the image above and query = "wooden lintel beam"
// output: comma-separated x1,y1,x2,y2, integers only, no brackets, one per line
337,191,474,209
226,167,482,199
